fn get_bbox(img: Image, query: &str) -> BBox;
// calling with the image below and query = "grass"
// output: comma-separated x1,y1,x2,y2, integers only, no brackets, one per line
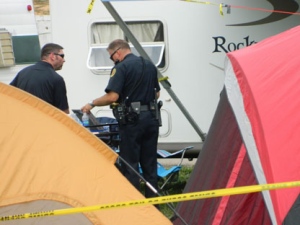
160,166,193,218
141,165,194,219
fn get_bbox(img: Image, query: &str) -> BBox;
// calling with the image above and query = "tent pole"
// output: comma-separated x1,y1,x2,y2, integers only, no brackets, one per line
118,156,190,225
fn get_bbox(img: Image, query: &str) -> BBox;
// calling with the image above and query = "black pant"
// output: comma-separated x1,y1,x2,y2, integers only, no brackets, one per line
119,111,159,198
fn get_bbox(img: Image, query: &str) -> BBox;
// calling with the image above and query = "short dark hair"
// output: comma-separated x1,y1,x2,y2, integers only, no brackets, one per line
107,39,130,51
41,43,63,59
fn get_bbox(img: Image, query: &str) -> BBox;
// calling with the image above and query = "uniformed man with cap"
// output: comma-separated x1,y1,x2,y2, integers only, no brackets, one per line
81,39,160,199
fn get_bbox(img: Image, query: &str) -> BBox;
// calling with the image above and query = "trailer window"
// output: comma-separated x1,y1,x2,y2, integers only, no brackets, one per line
87,43,164,70
12,35,40,64
87,21,166,73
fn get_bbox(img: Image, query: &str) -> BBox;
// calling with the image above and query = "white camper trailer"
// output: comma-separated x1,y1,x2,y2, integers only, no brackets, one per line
1,0,300,156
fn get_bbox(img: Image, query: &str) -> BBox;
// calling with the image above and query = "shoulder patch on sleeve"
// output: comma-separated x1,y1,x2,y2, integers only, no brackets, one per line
110,68,116,77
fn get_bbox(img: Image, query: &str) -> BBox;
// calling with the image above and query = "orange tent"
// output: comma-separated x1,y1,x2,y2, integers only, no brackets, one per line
0,83,171,225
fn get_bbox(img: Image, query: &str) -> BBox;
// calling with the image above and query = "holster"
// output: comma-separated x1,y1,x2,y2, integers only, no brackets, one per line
157,101,163,127
150,100,163,127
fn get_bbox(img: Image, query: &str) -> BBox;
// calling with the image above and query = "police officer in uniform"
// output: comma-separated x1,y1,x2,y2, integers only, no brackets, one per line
81,39,160,198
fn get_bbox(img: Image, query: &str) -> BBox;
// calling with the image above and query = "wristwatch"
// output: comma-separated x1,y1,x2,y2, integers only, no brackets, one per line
88,102,95,108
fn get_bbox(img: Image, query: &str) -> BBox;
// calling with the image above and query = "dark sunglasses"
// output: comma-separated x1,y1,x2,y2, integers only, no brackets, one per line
54,53,65,59
110,47,121,61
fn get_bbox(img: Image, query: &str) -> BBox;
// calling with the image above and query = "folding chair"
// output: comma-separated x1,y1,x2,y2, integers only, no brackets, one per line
139,146,194,192
156,146,194,191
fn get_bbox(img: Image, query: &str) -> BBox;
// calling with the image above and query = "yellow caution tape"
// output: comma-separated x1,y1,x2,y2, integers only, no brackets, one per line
219,3,223,16
1,180,300,221
86,0,95,14
158,76,169,82
182,0,226,16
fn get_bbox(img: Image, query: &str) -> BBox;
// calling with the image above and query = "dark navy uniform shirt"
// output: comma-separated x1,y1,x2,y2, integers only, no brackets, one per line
105,53,160,105
10,61,69,111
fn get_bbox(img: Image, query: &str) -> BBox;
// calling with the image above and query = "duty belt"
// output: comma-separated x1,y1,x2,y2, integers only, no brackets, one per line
128,104,155,112
140,105,151,111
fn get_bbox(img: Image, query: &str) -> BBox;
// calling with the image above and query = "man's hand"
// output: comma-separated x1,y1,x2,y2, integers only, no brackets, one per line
81,103,93,113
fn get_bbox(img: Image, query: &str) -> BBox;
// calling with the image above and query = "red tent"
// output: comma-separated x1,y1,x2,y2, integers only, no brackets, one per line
173,25,300,225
